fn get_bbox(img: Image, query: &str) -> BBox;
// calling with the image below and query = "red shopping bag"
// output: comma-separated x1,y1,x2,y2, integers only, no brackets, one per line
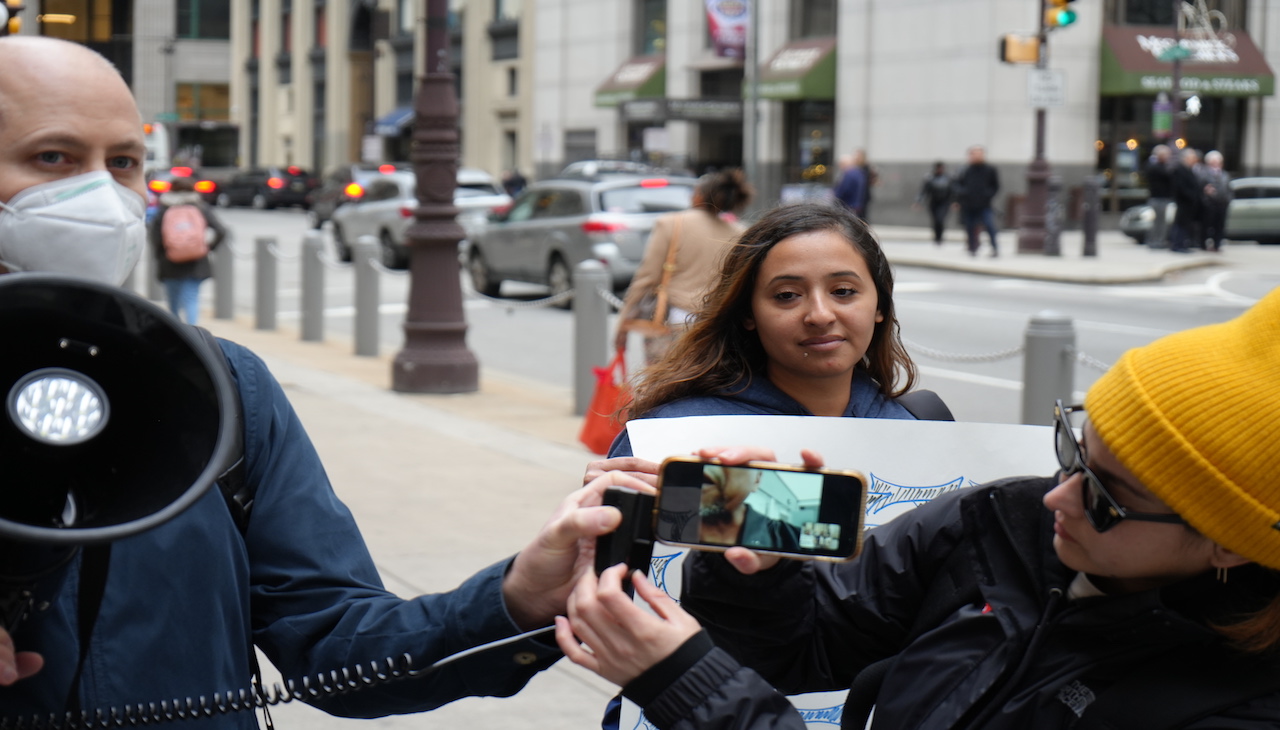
578,351,632,455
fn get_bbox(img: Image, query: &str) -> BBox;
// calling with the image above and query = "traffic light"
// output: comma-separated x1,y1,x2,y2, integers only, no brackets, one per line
1045,0,1078,29
1000,34,1041,64
1,0,25,35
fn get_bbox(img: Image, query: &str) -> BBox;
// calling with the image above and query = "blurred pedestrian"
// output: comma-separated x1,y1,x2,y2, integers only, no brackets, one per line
502,168,527,197
954,145,1000,257
1199,150,1232,253
149,175,227,325
1169,148,1202,253
915,161,953,245
1144,145,1173,248
615,169,753,364
854,149,878,223
832,153,867,219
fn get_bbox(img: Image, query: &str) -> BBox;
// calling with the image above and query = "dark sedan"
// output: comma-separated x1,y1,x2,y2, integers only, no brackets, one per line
215,166,319,209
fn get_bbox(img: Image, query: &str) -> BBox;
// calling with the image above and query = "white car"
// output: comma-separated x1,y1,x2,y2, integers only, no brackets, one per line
330,168,512,268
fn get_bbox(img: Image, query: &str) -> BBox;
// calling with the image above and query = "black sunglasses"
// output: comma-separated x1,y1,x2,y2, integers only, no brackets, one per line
1053,401,1185,533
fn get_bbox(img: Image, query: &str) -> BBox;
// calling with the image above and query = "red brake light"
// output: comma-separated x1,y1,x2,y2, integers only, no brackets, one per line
148,180,171,193
286,166,302,175
639,178,669,188
399,205,415,219
194,180,217,193
171,166,194,178
378,164,397,173
582,219,626,234
267,177,285,189
344,182,364,198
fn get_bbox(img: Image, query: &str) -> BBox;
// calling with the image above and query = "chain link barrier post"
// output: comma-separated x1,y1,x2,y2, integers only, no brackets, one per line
1021,311,1075,425
213,236,235,320
254,236,277,331
353,235,380,357
573,260,611,416
300,231,325,342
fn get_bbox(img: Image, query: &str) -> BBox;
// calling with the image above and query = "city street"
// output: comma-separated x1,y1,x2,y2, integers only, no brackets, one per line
141,207,1277,426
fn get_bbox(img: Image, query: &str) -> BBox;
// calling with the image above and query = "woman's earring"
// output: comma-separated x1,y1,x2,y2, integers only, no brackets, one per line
1217,566,1230,584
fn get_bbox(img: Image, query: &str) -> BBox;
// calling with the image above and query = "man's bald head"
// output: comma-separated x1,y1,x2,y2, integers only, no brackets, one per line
0,36,146,203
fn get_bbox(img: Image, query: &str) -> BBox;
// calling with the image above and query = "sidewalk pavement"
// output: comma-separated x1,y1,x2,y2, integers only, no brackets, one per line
197,223,1276,729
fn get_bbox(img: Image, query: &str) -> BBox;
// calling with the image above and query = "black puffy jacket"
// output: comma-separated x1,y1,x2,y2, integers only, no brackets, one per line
628,478,1280,730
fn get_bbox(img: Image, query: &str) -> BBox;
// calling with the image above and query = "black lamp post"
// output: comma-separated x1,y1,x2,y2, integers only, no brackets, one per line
391,0,478,393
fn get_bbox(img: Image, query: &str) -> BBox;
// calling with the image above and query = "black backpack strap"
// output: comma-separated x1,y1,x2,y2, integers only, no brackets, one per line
193,326,252,534
894,390,954,422
1077,647,1280,729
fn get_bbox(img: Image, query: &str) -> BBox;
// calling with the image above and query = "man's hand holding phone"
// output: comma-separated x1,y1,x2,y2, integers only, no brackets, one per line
0,627,42,685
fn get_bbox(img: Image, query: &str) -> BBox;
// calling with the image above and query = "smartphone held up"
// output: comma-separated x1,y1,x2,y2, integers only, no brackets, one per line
595,457,868,578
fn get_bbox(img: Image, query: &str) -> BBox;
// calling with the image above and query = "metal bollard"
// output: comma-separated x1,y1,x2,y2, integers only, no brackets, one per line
352,235,380,357
213,236,235,320
1021,311,1076,426
300,231,325,342
255,236,278,331
1082,175,1101,257
573,260,611,416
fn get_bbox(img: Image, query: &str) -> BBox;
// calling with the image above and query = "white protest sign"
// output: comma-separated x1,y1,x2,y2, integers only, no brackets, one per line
618,416,1057,730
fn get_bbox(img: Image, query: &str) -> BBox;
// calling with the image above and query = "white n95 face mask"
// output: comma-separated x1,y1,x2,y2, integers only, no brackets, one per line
0,171,147,286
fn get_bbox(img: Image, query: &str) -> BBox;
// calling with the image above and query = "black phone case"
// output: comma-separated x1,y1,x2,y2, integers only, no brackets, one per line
595,488,655,585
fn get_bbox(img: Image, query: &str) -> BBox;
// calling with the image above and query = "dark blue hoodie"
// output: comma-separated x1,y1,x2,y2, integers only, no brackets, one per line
608,370,915,457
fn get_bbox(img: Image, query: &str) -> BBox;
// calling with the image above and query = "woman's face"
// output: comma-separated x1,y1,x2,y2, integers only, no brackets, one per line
1042,421,1217,594
745,230,883,386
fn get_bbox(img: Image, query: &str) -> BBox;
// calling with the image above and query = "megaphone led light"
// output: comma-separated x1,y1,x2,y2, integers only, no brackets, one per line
8,367,109,445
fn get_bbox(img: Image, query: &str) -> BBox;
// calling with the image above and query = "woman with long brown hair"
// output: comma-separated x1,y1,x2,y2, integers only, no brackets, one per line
607,201,927,459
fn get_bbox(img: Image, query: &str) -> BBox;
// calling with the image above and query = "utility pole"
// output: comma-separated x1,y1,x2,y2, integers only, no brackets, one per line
742,0,758,193
1016,4,1051,253
392,0,479,393
1170,0,1185,143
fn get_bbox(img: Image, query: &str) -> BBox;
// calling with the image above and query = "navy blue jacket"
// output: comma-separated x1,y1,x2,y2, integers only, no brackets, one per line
0,340,559,725
608,371,915,458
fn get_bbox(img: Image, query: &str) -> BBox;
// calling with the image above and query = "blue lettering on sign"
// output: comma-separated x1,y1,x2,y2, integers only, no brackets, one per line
798,704,845,726
650,552,681,597
864,475,968,527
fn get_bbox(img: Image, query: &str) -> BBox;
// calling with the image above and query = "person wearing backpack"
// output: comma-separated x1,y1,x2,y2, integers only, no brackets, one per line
558,289,1280,730
150,174,227,324
914,161,953,245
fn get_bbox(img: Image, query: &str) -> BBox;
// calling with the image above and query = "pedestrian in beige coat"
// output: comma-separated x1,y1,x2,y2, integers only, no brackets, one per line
616,169,754,363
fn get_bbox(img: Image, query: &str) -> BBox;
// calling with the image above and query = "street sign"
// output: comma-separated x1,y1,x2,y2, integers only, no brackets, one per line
155,112,179,123
1158,44,1192,62
1027,68,1066,108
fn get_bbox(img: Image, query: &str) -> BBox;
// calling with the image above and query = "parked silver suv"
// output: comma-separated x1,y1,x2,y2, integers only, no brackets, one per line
463,174,696,301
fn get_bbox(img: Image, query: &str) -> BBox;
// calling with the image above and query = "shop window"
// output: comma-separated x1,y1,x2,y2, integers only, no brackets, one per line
791,0,836,40
176,82,231,122
1108,0,1248,30
314,2,326,48
177,0,230,39
40,0,113,42
635,0,665,55
398,0,415,35
495,0,519,21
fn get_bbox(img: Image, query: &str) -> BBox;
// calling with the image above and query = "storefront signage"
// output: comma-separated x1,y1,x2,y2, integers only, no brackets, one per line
619,98,744,123
1136,34,1238,64
1099,25,1274,98
757,37,838,101
706,0,749,59
595,56,668,108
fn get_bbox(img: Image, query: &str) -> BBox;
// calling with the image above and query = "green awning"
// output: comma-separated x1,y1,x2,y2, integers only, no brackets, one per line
757,37,836,100
1100,25,1274,97
594,56,667,108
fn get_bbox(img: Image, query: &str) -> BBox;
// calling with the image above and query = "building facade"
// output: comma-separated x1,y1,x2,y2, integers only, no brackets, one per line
19,0,236,169
533,0,1278,225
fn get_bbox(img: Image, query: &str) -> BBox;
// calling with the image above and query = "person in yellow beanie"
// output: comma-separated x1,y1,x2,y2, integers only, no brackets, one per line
554,288,1280,730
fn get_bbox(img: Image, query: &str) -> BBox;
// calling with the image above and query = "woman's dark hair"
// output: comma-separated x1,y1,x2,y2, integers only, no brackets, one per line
628,201,916,417
693,169,754,216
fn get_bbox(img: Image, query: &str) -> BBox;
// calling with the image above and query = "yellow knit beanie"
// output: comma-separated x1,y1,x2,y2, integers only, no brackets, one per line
1086,287,1280,568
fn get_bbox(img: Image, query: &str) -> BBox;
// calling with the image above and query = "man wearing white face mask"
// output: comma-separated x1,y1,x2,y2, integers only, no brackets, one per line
0,37,638,725
0,39,148,284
